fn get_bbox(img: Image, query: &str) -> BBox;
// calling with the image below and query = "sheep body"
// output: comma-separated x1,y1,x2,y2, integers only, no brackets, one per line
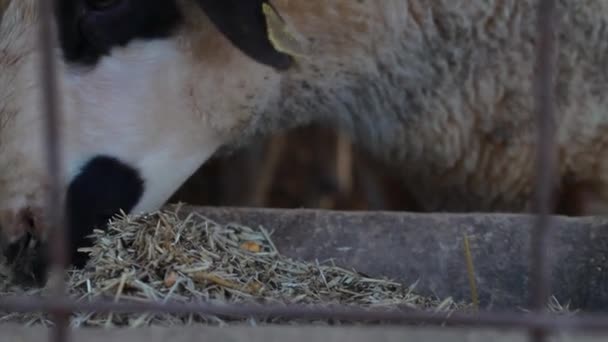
221,0,608,213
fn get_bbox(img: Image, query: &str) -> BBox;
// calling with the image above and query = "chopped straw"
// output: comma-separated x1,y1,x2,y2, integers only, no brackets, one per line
0,204,574,327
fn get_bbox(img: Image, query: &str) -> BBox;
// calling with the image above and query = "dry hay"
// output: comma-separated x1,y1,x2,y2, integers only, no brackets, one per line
0,204,574,328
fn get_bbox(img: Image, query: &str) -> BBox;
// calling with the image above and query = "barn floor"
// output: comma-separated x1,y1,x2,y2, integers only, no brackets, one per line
0,324,604,342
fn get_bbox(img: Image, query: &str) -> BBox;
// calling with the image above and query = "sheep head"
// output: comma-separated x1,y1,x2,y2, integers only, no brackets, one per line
0,0,299,283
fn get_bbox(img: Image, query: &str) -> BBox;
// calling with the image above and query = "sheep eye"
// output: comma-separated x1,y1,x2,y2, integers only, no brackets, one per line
86,0,122,10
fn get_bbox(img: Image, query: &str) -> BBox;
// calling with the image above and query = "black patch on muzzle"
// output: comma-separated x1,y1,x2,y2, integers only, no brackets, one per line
65,155,144,268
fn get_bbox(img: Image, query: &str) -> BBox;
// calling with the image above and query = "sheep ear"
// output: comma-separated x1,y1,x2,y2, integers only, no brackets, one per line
196,0,294,70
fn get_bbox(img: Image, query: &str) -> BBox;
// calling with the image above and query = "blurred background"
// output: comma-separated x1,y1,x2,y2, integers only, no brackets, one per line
170,124,421,212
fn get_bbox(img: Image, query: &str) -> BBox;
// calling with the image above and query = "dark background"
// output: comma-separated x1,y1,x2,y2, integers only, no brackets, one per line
171,124,421,212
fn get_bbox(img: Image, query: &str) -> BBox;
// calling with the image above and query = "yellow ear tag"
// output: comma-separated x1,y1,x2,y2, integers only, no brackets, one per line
262,2,308,59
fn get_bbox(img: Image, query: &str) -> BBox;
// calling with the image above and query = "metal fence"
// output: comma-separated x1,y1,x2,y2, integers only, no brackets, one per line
1,0,607,341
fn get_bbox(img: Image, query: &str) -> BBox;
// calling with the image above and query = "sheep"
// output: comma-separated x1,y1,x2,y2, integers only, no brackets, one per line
1,0,608,278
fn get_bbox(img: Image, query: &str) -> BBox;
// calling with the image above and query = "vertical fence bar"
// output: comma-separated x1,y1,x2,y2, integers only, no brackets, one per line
36,0,69,341
529,0,558,341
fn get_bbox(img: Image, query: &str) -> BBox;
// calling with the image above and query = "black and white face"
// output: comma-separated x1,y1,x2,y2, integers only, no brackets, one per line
0,0,292,277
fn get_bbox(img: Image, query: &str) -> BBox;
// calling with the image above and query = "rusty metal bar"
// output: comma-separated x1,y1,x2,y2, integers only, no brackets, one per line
529,0,559,341
0,296,608,333
530,0,558,312
36,0,69,342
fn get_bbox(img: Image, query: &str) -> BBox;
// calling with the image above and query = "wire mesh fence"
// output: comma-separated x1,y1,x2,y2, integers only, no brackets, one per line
2,0,606,341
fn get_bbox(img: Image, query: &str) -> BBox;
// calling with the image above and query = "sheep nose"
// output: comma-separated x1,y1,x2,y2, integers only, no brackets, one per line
0,207,45,248
0,207,49,285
